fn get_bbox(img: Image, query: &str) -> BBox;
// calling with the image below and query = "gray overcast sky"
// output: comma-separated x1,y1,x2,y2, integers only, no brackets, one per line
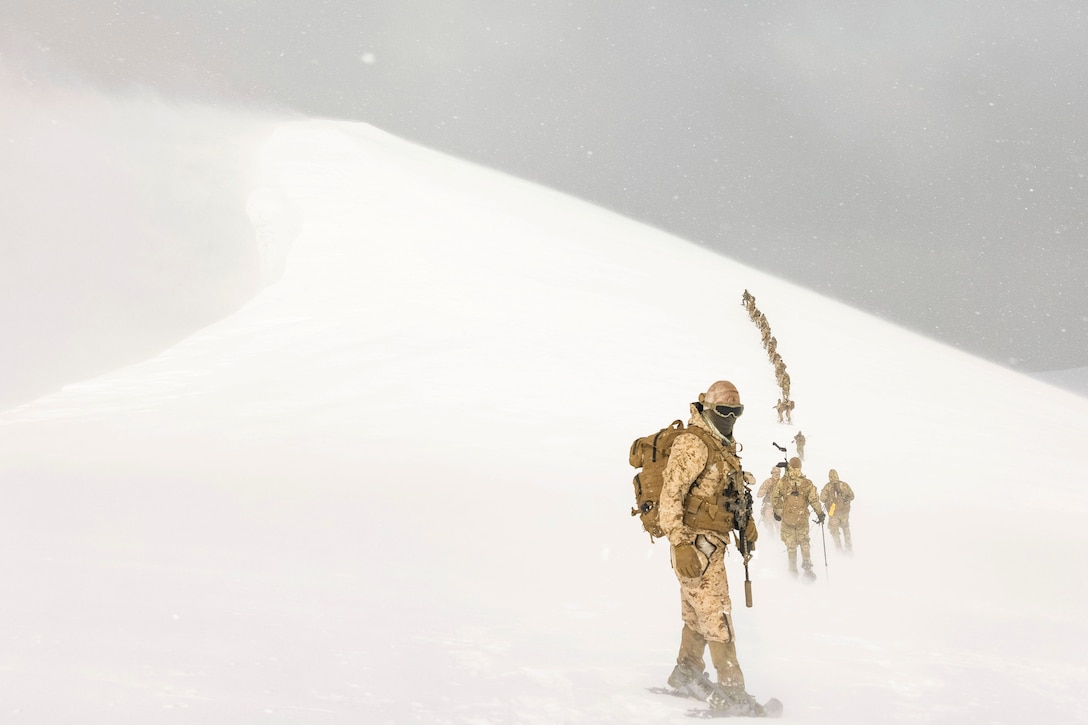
3,0,1086,371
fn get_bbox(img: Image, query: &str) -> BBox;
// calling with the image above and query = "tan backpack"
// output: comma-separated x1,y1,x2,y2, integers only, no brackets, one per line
780,474,808,526
628,421,741,541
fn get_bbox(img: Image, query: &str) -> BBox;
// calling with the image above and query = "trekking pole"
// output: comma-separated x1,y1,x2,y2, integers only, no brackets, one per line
818,515,829,583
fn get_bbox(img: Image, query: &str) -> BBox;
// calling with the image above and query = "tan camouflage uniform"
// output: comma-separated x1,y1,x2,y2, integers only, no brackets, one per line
779,371,791,400
820,470,855,552
774,398,793,424
660,402,750,690
756,469,780,536
773,358,787,380
771,462,823,574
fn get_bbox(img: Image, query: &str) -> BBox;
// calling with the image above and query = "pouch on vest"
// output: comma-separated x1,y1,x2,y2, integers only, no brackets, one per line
682,492,736,536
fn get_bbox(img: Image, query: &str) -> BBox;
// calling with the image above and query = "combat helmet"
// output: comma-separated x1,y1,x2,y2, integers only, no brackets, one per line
698,380,743,438
700,380,742,408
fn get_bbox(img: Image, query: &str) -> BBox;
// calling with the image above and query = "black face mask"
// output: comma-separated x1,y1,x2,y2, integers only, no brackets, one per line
702,403,743,439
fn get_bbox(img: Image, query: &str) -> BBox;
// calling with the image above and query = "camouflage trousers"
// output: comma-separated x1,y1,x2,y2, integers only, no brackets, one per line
779,522,813,570
673,534,735,643
828,514,852,551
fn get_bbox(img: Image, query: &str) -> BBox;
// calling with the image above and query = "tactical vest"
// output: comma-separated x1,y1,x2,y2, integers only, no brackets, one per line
680,427,743,537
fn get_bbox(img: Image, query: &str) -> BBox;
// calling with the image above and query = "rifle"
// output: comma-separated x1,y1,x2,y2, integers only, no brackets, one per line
769,441,790,524
731,473,756,607
772,442,790,470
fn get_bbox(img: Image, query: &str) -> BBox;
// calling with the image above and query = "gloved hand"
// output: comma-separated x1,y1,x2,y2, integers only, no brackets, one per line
672,543,704,578
814,512,826,524
773,512,781,522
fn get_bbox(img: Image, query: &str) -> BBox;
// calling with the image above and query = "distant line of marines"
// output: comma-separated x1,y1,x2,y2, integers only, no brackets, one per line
741,289,793,417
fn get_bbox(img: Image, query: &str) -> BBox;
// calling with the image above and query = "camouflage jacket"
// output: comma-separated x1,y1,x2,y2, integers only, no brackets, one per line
658,403,743,549
756,475,778,505
771,470,822,526
820,471,854,515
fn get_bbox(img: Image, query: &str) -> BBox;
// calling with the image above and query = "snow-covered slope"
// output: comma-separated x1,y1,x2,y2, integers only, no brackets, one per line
1,118,1085,724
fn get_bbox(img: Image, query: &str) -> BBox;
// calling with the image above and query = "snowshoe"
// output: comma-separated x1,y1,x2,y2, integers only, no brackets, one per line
686,685,783,718
664,663,716,700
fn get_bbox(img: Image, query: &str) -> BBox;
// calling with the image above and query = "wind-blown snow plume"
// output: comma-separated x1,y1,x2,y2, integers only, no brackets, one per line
0,65,293,409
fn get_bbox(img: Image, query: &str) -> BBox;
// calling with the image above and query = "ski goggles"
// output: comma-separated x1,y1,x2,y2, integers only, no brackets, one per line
708,404,744,418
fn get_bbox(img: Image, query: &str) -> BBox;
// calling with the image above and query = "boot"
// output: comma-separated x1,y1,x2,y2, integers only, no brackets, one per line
802,560,816,582
667,663,715,700
668,625,714,700
707,640,764,719
708,640,745,692
787,549,799,577
675,624,706,672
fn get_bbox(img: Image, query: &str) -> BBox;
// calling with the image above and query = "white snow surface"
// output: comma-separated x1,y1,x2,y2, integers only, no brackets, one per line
2,116,1087,725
